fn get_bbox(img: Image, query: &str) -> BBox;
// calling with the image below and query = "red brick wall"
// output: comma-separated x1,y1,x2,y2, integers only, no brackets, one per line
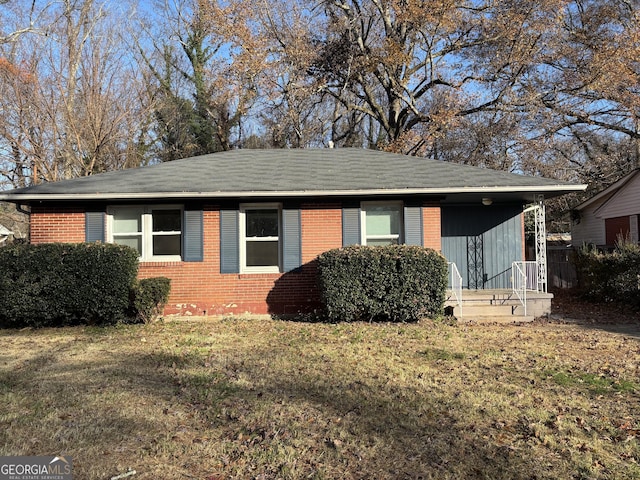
30,207,86,244
301,203,342,263
29,201,443,316
423,201,442,251
136,204,345,316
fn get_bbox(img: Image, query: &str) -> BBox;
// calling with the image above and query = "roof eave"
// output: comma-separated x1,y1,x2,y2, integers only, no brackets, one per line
0,184,588,202
574,170,639,211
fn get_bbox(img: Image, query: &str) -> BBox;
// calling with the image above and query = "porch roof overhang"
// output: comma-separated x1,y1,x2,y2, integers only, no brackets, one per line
0,148,586,205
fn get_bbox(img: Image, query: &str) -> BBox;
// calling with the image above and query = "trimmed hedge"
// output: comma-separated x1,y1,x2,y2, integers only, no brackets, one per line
130,277,171,323
573,241,640,309
317,245,448,322
0,243,139,327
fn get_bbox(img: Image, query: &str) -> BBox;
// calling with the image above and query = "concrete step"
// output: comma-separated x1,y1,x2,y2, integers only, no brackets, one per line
457,303,525,317
460,298,522,307
445,303,528,319
459,315,536,324
445,289,553,320
449,293,519,303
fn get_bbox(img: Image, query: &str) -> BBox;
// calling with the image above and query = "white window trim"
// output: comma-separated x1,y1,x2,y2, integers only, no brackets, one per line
239,203,282,274
360,201,404,246
107,205,183,262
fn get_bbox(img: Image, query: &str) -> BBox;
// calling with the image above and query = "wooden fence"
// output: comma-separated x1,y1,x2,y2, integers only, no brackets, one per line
547,246,578,289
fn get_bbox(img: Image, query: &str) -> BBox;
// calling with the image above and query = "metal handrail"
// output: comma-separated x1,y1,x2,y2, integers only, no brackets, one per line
512,261,527,316
522,260,540,292
448,262,463,317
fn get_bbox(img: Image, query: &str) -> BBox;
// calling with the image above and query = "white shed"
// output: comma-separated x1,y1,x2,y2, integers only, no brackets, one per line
572,169,640,247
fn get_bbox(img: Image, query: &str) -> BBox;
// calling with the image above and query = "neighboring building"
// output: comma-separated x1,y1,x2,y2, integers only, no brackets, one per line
0,149,585,316
572,169,640,248
0,224,13,245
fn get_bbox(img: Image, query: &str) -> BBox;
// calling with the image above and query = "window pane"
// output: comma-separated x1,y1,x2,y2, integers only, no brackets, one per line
113,209,141,234
367,238,399,247
114,235,141,254
246,240,278,267
153,209,181,232
153,234,181,256
246,209,278,237
366,206,401,236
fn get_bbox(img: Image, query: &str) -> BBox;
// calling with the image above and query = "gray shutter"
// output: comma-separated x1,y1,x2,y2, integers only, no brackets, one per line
85,211,105,243
220,209,239,273
282,208,301,272
342,206,361,246
403,205,423,246
183,210,203,262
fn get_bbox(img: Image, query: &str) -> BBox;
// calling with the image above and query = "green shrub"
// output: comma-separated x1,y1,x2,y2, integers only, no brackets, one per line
317,245,448,322
0,243,139,328
573,240,640,308
130,277,171,323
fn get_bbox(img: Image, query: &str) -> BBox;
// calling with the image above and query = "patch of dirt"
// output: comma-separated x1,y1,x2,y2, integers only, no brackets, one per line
550,288,640,324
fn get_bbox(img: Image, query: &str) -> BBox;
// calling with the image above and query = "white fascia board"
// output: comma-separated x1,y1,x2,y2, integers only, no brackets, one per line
0,184,587,201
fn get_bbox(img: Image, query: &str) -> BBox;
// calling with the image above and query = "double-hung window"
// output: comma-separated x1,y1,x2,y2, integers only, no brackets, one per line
361,202,403,246
151,208,182,256
109,206,182,261
240,204,281,273
111,207,144,254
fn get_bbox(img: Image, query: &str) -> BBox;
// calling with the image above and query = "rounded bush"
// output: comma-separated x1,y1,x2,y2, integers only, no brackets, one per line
130,277,172,323
317,245,448,322
0,243,139,328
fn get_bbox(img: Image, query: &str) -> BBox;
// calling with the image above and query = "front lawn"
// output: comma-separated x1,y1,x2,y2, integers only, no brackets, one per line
1,317,638,479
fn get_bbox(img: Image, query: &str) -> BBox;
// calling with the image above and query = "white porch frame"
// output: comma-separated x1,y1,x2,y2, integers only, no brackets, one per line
534,194,548,293
523,195,548,294
510,195,549,314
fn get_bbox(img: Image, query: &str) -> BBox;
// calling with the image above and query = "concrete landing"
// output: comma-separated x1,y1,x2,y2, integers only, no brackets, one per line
445,289,553,322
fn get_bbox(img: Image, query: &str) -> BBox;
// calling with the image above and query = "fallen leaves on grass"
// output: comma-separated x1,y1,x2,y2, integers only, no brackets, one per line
0,317,639,479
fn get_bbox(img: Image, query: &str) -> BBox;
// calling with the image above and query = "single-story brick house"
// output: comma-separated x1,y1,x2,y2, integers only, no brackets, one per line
0,149,585,316
572,168,640,248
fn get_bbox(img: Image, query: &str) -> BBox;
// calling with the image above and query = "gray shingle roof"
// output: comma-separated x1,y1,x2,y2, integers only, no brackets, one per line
0,148,585,202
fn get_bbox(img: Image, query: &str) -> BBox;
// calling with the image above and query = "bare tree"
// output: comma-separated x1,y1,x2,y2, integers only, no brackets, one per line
0,0,52,44
1,0,638,193
250,0,639,169
0,0,150,188
138,0,268,158
531,1,639,141
290,0,562,154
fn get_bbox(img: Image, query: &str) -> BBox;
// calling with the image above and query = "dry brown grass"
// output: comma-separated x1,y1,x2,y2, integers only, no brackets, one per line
1,316,639,479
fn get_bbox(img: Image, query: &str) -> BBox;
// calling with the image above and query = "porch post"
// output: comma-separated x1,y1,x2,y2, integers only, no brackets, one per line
534,194,548,292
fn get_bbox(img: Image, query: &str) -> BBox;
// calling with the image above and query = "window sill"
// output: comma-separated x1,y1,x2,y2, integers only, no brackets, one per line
241,267,281,274
237,272,282,279
139,260,183,268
